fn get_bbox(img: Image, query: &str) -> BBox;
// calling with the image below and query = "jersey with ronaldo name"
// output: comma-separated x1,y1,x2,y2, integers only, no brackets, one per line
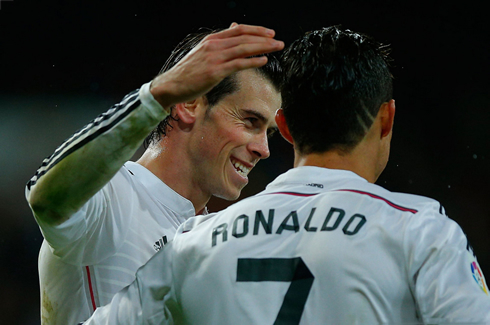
26,84,197,325
85,166,490,325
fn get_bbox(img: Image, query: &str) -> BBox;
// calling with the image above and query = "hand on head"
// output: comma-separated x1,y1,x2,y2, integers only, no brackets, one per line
150,23,284,109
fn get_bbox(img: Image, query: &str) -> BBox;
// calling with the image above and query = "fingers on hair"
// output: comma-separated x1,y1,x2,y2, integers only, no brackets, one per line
211,24,275,39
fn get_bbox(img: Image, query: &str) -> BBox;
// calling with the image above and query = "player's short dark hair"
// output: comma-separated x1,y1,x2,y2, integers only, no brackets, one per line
281,26,393,154
144,28,283,147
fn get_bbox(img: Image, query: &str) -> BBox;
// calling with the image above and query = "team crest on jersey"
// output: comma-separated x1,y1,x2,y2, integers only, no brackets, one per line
471,261,488,295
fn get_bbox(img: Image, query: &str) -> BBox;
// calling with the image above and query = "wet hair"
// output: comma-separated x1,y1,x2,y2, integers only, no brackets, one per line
144,28,283,147
281,26,393,154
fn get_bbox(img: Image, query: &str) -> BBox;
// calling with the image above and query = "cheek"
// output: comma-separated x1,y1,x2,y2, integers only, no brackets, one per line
198,115,251,159
196,131,231,163
210,128,247,151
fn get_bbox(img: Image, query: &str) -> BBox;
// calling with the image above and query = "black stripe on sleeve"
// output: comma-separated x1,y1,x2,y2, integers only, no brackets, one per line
26,90,141,191
438,204,447,216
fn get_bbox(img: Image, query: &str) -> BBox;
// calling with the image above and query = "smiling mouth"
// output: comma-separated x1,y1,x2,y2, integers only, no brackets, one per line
230,157,251,177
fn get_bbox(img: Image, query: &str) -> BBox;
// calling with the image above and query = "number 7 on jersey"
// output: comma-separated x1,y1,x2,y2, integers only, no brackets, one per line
237,257,314,325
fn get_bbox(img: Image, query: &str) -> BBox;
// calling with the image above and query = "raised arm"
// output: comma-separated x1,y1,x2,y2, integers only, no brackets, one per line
26,23,284,226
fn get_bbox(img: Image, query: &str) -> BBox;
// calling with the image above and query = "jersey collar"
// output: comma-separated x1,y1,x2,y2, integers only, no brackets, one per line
263,166,368,194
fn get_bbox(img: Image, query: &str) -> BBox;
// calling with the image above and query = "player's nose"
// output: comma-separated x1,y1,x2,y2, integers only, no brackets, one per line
248,132,270,159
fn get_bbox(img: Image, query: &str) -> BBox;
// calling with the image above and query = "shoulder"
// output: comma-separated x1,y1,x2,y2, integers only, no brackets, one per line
173,201,258,240
101,162,144,197
361,185,470,257
178,213,219,234
326,181,461,240
340,180,446,217
352,184,474,272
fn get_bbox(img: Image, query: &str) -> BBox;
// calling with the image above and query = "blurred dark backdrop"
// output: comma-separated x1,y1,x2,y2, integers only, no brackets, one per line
1,0,489,323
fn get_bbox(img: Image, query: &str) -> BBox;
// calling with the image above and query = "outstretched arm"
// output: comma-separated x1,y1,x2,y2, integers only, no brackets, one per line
26,23,284,226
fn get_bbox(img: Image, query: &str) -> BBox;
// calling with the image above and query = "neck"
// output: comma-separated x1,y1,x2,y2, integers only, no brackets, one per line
292,102,393,183
137,141,209,214
293,141,380,183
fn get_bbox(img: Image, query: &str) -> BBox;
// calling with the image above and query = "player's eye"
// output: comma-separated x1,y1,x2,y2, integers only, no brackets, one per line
245,117,259,127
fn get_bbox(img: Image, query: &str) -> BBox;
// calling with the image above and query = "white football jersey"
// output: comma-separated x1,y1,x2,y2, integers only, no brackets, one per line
26,84,196,325
85,166,490,325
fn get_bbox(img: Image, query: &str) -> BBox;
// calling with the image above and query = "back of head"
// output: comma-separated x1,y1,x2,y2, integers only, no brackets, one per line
281,26,393,154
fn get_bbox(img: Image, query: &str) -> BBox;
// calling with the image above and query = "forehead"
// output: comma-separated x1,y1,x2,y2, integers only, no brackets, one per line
225,69,281,122
235,69,279,95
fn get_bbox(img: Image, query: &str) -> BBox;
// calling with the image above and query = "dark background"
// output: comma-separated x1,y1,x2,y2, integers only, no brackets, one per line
1,0,489,323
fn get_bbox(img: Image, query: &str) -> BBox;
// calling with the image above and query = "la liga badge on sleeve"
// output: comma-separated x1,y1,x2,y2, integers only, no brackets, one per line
471,261,488,295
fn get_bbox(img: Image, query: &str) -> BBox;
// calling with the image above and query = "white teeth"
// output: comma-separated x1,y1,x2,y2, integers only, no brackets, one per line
231,159,251,176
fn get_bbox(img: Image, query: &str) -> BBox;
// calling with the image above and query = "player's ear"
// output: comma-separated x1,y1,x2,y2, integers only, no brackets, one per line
174,98,204,124
275,109,294,144
380,99,395,139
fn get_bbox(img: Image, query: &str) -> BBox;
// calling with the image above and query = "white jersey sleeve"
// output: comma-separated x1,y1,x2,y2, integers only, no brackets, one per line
406,205,490,322
26,83,168,265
